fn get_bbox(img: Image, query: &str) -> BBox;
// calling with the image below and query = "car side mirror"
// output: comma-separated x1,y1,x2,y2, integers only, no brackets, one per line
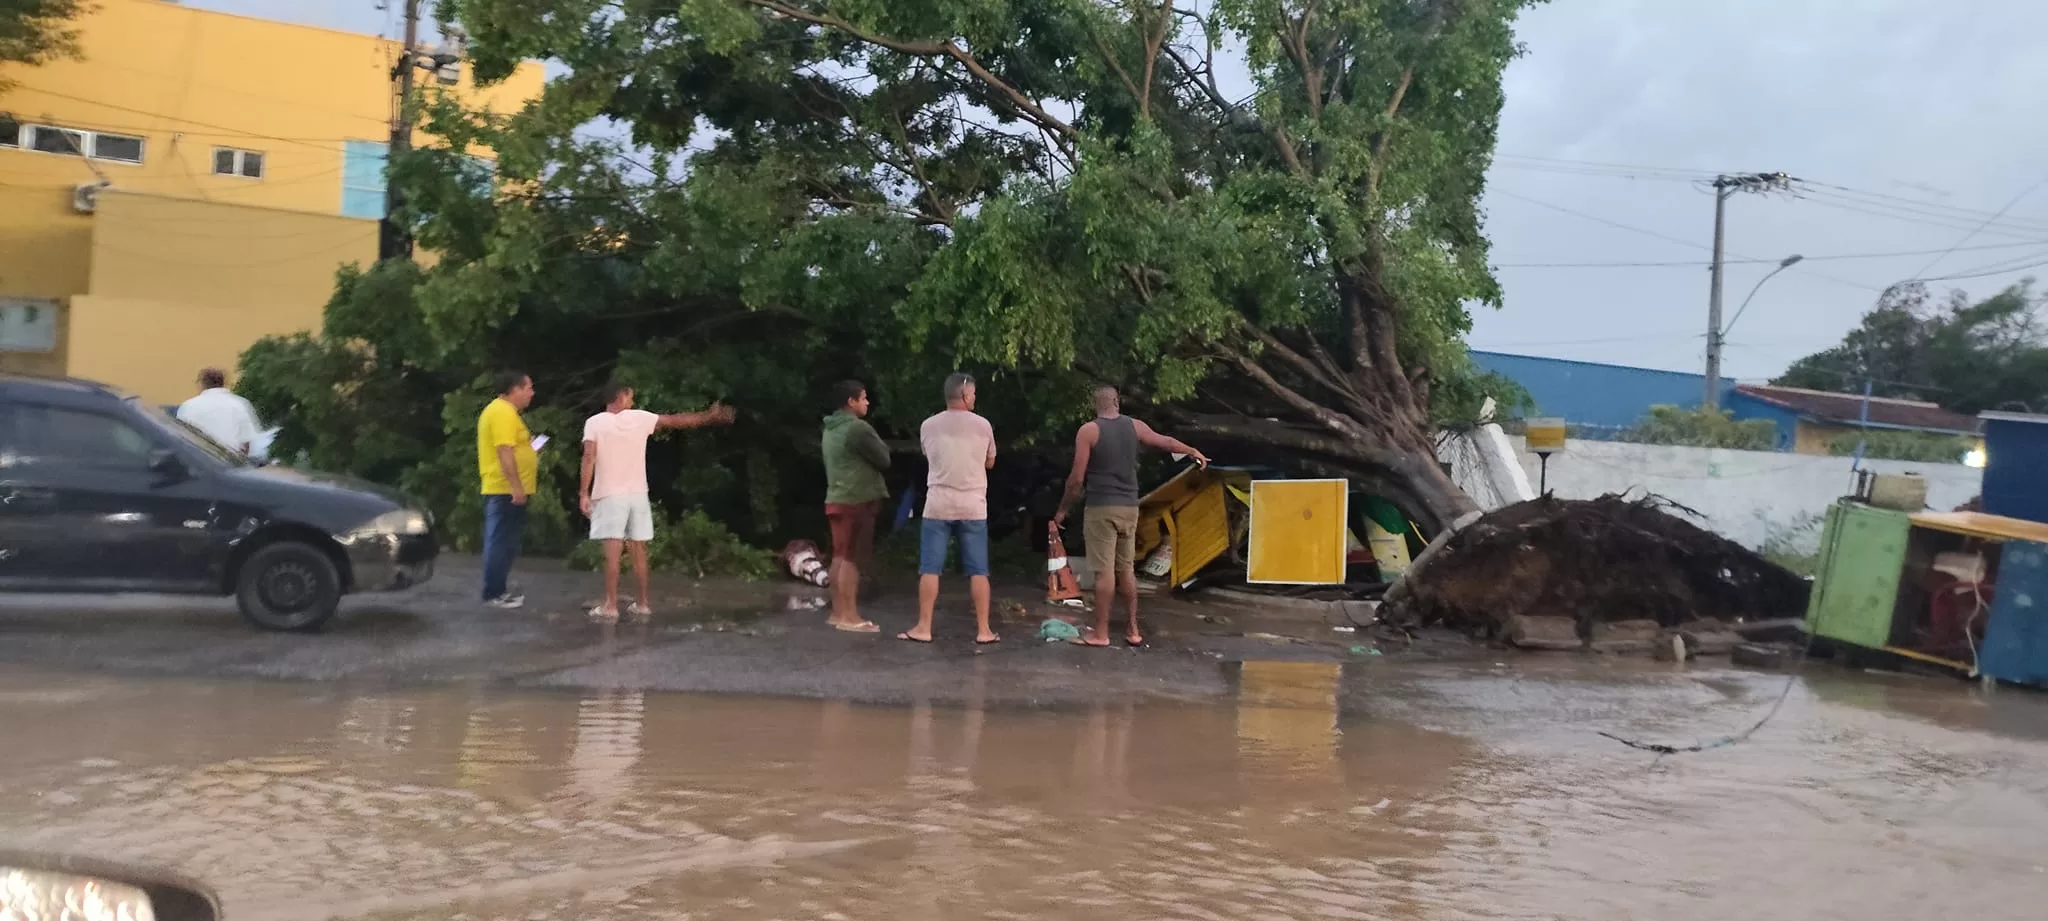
0,852,218,921
149,449,187,477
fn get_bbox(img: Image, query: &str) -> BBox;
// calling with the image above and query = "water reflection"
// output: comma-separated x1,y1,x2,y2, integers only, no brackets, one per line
0,663,2045,921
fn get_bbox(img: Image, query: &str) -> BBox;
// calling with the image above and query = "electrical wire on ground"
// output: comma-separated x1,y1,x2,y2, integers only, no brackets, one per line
1598,503,1846,758
1598,667,1801,755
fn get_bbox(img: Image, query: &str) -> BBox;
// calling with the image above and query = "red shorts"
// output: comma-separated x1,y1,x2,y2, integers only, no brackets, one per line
825,501,880,567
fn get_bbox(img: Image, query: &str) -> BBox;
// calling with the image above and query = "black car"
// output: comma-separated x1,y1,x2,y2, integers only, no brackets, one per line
0,374,436,631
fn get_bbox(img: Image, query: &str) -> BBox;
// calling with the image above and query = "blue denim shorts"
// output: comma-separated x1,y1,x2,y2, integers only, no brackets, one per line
918,518,990,577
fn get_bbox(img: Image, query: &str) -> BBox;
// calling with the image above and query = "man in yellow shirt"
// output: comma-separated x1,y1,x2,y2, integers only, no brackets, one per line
478,371,539,607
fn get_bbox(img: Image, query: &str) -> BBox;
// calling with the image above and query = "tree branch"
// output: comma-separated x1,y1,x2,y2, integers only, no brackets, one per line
740,0,1079,143
1138,0,1175,120
1160,42,1232,113
1242,319,1356,401
1170,413,1395,469
1090,28,1142,104
1213,341,1370,440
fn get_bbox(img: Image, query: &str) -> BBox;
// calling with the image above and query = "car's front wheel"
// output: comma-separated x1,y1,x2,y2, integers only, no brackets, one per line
235,542,341,632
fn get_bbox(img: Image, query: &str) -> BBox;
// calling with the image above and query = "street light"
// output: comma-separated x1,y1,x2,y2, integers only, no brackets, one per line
1705,253,1802,407
1722,254,1804,337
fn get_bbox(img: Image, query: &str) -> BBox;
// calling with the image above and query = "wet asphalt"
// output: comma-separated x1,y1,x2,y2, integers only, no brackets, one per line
0,555,1393,708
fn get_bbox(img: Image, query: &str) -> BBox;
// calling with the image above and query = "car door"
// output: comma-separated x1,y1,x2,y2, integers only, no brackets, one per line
1,401,222,592
0,404,68,590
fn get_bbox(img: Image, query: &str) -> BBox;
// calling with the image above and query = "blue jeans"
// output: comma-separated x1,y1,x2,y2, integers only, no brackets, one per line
918,518,990,577
481,494,528,600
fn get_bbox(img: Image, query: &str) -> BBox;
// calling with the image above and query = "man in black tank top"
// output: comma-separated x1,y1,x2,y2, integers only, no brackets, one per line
1052,386,1209,647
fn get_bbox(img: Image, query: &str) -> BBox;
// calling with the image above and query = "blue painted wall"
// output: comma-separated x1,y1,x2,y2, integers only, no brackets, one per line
1471,351,1735,438
1983,417,2048,523
1723,391,1801,451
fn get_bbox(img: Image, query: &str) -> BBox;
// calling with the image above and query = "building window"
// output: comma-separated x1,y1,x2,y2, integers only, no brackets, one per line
0,119,17,148
341,139,389,219
28,125,85,156
91,133,144,163
0,298,60,353
212,147,265,179
14,123,144,164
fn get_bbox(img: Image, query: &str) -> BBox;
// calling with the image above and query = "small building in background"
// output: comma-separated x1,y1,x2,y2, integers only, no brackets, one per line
1469,350,1728,439
0,0,543,403
1471,351,1982,457
1725,385,1981,456
1979,411,2048,523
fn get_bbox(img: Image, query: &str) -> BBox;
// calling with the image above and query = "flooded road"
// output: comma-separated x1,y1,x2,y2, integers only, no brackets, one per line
3,660,2046,920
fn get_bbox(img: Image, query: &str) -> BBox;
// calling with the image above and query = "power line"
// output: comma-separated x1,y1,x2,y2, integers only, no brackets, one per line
1493,189,1883,292
1495,153,1719,180
1493,238,2048,269
1472,332,1702,349
1918,249,2048,282
12,88,361,150
1493,154,2048,236
1802,180,2048,232
1491,189,1704,251
1908,176,2048,277
1792,188,2048,241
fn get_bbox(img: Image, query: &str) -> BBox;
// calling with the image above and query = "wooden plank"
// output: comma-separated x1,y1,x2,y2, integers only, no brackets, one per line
1908,510,2048,544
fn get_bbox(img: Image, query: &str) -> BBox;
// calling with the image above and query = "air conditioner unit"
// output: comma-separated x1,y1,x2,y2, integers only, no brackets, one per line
429,45,463,85
72,182,105,214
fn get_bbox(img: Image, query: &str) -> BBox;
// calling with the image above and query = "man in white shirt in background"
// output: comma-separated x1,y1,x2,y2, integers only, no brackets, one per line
176,368,263,455
579,382,737,620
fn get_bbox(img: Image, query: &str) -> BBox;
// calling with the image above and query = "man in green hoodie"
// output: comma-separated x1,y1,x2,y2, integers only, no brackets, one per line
821,379,891,632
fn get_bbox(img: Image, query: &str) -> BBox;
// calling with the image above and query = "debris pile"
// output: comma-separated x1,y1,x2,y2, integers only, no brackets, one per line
1382,494,1810,646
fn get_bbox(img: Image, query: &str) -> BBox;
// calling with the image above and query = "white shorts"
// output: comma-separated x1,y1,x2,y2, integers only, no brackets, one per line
590,494,654,542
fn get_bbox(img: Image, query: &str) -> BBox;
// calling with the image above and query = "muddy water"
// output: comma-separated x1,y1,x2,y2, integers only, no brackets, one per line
2,661,2046,921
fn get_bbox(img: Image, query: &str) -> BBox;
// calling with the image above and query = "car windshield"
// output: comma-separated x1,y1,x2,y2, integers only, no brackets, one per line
131,398,252,468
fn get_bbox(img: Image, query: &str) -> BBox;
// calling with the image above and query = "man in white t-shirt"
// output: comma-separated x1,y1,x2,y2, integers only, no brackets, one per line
579,382,736,619
176,368,263,454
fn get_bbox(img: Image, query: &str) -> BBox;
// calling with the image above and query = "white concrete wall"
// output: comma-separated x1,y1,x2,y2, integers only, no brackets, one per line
1473,438,1981,551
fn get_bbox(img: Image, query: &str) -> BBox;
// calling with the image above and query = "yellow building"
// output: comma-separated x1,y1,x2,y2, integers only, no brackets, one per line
0,0,542,402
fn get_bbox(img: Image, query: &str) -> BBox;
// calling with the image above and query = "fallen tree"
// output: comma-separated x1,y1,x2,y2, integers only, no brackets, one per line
1380,494,1812,636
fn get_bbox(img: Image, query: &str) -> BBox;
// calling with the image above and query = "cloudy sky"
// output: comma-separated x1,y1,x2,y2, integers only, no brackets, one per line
193,0,2048,381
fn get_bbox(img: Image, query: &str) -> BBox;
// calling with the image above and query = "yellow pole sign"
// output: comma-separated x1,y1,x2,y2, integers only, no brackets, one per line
1525,417,1567,453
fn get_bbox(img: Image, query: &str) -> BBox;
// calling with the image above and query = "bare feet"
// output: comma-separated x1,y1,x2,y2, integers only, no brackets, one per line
1071,634,1112,647
897,630,933,643
976,633,1000,645
833,620,881,633
1125,633,1146,647
589,605,619,621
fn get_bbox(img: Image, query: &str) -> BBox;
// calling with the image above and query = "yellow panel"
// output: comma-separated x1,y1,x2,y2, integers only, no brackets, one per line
1247,479,1348,584
1236,661,1339,782
1169,482,1232,586
1136,467,1251,561
1909,511,2048,545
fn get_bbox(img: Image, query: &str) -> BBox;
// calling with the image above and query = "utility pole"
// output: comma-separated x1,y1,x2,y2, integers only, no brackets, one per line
1703,183,1729,409
379,0,422,261
1702,172,1796,410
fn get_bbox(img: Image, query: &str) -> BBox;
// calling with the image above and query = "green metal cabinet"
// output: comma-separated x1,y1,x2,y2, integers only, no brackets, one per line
1806,501,1911,649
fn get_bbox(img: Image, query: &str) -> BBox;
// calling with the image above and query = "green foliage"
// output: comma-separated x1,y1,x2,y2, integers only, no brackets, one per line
1776,281,2048,415
1619,405,1777,451
0,0,85,91
243,0,1542,544
1826,430,1976,464
566,509,778,580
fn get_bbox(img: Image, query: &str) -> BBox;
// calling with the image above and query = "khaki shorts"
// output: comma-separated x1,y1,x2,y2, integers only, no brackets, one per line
1084,506,1140,578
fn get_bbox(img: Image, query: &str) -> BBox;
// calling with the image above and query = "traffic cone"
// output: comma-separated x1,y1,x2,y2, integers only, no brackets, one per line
1046,527,1084,606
